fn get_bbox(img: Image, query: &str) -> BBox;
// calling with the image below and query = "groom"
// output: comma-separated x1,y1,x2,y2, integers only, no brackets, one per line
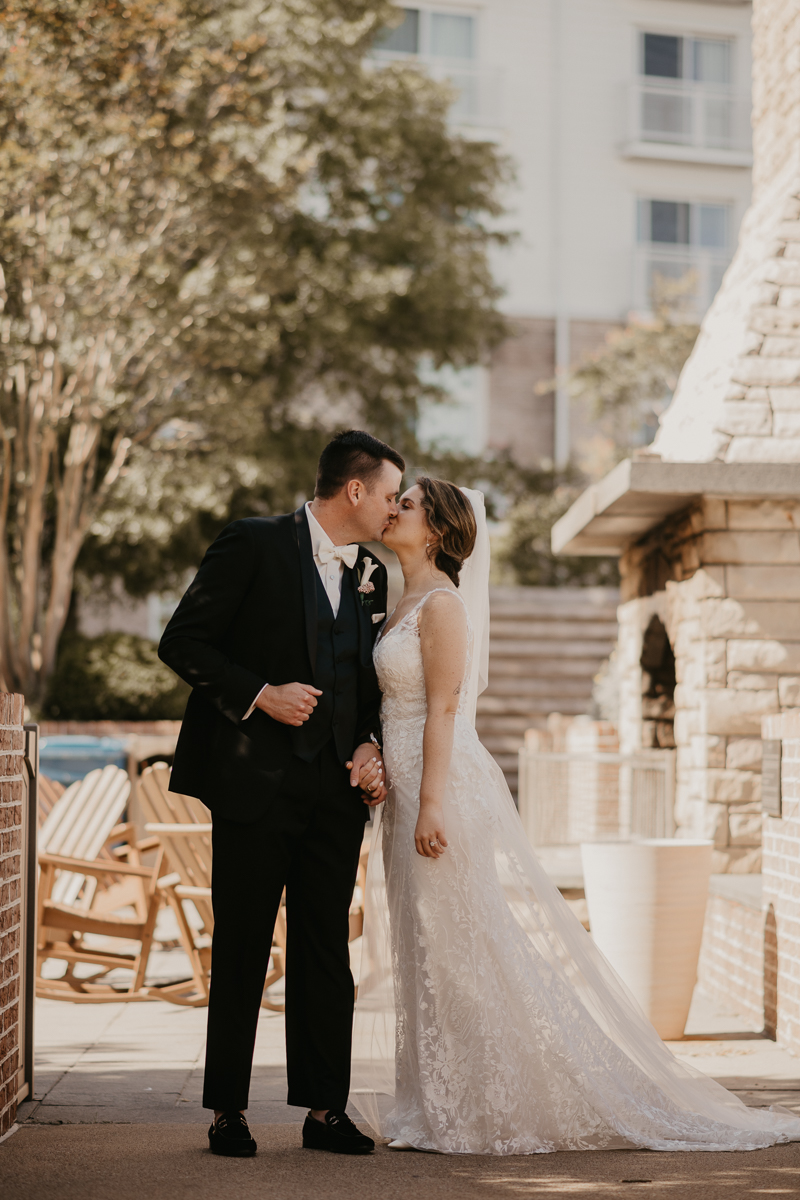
158,430,404,1157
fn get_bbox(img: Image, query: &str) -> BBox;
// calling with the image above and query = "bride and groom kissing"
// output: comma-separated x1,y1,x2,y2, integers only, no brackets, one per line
160,429,800,1161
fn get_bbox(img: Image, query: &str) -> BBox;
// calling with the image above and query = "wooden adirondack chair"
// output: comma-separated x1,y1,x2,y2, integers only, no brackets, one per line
138,763,371,1009
38,774,65,826
138,763,291,1009
36,765,163,1002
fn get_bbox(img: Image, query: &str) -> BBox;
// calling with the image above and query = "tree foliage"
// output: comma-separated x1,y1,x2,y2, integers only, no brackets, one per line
0,0,509,702
568,307,699,458
44,631,190,720
495,487,619,589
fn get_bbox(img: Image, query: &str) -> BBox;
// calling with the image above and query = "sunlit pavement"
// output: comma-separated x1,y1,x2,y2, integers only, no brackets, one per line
3,989,800,1198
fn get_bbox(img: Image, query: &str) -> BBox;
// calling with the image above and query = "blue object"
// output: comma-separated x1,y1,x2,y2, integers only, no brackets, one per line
40,736,129,785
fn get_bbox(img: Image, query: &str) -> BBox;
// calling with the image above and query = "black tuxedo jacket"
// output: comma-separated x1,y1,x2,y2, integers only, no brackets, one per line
158,507,388,821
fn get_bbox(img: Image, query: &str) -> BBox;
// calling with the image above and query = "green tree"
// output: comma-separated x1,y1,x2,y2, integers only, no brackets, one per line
0,0,509,703
568,306,699,459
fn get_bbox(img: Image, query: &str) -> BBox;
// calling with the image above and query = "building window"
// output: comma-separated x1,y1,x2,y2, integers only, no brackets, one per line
376,7,420,55
631,31,748,156
642,33,730,85
373,7,501,127
636,199,732,315
376,8,476,60
639,199,729,249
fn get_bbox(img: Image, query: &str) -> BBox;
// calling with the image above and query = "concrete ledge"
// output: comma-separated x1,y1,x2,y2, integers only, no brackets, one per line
551,460,800,556
708,873,763,911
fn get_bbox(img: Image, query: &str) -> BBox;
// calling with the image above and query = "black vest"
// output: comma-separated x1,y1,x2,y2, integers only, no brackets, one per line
292,567,361,763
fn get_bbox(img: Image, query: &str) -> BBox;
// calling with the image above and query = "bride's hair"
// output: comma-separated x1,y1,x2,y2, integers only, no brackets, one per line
417,477,477,587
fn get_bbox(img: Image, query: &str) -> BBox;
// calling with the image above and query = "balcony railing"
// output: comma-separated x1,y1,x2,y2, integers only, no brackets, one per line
371,51,504,129
628,79,751,160
634,244,732,317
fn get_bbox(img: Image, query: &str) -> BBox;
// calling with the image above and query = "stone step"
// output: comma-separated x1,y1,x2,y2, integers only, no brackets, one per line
478,703,593,728
489,586,618,607
490,619,619,639
489,606,618,621
488,639,615,659
485,657,608,678
478,587,619,795
478,692,593,715
481,677,597,697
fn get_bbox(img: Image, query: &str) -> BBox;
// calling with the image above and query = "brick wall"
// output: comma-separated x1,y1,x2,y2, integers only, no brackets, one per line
761,710,800,1054
697,887,766,1031
0,693,25,1137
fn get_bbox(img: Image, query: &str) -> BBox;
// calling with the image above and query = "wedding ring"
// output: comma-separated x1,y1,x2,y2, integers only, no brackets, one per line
429,839,438,847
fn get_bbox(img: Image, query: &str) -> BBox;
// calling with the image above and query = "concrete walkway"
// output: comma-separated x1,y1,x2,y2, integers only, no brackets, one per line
4,990,800,1198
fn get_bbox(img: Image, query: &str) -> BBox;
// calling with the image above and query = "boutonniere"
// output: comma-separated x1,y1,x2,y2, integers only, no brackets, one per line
357,556,379,608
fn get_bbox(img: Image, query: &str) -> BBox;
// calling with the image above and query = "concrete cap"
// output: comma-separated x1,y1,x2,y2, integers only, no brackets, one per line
551,459,800,557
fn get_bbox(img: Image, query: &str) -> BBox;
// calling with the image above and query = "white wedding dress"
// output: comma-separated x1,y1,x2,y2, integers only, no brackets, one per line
351,495,800,1156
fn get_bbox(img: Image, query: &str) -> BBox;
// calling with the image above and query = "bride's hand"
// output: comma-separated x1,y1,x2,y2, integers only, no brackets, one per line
414,807,448,859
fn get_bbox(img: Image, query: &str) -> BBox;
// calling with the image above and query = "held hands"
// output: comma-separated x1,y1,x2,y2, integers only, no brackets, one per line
256,682,322,727
414,804,448,859
346,742,387,806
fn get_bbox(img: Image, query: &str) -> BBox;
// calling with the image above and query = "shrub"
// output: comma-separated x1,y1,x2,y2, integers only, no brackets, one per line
497,490,619,588
44,632,190,721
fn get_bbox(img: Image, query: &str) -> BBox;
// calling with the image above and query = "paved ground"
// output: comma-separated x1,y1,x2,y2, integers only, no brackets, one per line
4,990,800,1198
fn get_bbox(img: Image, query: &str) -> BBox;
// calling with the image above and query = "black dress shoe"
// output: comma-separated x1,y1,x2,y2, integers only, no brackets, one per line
208,1111,257,1157
302,1110,375,1155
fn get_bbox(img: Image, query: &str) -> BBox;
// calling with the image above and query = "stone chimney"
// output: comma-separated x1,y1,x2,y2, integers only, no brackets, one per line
653,0,800,464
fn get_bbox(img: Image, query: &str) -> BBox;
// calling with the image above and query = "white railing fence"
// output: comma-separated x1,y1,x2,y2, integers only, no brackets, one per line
628,80,751,153
518,748,676,851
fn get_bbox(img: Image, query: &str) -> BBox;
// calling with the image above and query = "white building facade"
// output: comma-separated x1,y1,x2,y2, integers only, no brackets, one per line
379,0,754,466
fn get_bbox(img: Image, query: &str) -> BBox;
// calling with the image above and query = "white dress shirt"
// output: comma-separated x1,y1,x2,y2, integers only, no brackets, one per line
305,502,347,618
242,504,352,720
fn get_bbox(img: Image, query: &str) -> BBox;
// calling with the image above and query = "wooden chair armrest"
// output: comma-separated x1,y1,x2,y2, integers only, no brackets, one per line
145,822,213,835
135,836,161,853
107,822,136,842
38,852,156,879
157,872,182,889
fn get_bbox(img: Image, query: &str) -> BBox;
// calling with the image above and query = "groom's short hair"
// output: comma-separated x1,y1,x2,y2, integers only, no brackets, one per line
315,430,405,499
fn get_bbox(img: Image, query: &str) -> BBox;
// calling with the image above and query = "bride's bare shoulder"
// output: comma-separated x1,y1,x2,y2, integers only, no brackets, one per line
418,588,467,628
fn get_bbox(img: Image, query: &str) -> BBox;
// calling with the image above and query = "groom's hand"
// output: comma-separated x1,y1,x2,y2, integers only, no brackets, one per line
346,743,387,806
256,682,322,726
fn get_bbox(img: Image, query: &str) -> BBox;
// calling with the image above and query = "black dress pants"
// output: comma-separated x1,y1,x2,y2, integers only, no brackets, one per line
202,741,367,1112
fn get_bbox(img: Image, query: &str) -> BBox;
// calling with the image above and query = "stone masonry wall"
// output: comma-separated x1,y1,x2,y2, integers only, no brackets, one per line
761,710,800,1054
0,693,25,1137
620,496,800,872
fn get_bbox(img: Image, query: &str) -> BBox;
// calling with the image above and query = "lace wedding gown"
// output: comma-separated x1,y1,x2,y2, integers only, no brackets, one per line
351,587,800,1156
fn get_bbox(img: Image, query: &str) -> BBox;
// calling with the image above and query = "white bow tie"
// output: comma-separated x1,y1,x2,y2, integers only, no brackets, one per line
317,543,359,570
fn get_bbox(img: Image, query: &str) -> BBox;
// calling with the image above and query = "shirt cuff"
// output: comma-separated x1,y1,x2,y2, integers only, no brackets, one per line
243,683,269,720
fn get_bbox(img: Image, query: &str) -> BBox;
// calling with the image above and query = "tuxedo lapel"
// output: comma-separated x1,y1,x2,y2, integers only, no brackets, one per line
293,506,318,677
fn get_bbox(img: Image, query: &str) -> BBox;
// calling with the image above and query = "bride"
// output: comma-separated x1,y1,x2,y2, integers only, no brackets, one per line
352,477,800,1156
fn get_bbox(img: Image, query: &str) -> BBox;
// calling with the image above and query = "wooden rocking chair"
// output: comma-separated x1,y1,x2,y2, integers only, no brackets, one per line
36,765,163,1003
137,763,287,1009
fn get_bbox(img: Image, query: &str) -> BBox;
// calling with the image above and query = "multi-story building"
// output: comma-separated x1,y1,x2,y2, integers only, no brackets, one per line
376,0,754,467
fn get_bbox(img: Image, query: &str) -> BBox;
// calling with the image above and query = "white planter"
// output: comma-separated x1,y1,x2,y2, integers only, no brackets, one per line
581,839,713,1040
